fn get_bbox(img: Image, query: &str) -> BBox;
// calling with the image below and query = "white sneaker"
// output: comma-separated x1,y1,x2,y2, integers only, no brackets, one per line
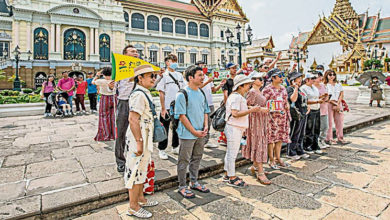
82,110,86,114
319,140,329,149
315,150,323,154
172,147,180,155
287,155,301,160
205,143,218,148
300,153,310,159
159,150,168,160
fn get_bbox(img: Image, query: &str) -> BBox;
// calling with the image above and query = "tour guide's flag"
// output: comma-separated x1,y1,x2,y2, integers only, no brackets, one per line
111,53,160,81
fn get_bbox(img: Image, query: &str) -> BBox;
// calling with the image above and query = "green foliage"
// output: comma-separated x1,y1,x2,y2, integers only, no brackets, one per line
0,94,42,104
364,60,373,68
151,91,159,97
34,88,42,94
0,70,5,80
385,57,390,63
22,88,33,94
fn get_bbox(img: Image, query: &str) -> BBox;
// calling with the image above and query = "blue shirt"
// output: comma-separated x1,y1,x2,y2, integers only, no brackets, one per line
175,86,210,140
86,78,97,94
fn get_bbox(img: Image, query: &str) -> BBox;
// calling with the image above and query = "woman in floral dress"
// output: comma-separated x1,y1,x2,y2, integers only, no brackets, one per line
124,65,159,218
243,72,271,185
262,68,291,170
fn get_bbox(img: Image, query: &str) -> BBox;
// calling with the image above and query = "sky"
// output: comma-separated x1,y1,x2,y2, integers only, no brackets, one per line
180,0,390,50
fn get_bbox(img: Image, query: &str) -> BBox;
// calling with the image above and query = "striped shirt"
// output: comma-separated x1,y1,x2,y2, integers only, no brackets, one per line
116,78,134,100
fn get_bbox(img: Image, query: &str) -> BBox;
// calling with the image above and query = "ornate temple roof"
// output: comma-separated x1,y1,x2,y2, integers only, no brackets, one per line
331,0,359,21
290,0,390,50
192,0,248,20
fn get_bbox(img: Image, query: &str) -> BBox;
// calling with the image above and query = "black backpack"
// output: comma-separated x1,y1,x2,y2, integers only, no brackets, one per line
169,88,206,131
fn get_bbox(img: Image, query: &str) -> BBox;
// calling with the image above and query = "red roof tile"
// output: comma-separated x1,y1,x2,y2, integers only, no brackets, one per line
132,0,201,14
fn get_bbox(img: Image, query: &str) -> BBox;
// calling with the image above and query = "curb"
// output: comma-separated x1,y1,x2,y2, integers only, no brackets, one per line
7,113,390,220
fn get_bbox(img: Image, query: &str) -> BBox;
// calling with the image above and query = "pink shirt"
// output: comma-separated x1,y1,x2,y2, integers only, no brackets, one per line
317,83,328,116
58,78,75,96
226,93,249,129
43,81,55,93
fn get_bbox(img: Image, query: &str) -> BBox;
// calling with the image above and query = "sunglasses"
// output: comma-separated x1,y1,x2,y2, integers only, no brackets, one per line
328,74,336,76
264,66,269,70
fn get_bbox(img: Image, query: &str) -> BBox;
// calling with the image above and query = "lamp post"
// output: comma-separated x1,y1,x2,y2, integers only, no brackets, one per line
225,23,253,67
13,45,21,91
288,46,308,71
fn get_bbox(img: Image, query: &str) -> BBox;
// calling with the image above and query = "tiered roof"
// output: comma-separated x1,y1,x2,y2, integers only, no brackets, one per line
331,0,359,21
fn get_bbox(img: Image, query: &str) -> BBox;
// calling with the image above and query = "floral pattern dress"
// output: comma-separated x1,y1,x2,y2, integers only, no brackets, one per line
124,85,154,189
242,88,268,163
262,84,291,144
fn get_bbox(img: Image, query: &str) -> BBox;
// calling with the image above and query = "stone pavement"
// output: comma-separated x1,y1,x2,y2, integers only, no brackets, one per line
0,86,389,219
75,120,390,220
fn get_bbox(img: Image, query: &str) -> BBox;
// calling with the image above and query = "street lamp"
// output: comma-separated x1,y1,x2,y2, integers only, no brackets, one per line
225,23,253,67
12,45,21,91
288,46,308,71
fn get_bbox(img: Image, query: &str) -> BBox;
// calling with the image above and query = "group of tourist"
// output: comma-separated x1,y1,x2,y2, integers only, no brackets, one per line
41,70,100,117
105,44,352,218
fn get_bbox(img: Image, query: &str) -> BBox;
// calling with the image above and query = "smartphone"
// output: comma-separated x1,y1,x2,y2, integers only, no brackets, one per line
328,94,332,100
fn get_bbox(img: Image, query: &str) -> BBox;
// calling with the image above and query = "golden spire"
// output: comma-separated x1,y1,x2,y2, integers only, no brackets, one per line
332,0,359,21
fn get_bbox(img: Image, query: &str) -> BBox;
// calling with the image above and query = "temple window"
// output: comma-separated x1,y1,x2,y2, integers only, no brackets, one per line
99,34,110,62
63,28,86,60
33,28,49,60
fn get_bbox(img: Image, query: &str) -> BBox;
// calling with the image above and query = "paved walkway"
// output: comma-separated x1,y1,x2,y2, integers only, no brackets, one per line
0,86,389,219
75,120,390,220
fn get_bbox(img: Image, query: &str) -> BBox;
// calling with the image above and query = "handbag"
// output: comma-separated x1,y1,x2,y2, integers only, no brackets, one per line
210,103,227,132
290,102,302,121
132,89,167,143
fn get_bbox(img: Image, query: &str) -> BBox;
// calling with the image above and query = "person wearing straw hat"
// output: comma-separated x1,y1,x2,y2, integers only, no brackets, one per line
223,74,262,188
124,64,159,218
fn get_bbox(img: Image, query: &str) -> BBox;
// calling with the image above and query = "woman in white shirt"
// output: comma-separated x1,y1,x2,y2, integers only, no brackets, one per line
223,75,262,188
92,67,116,141
323,70,349,145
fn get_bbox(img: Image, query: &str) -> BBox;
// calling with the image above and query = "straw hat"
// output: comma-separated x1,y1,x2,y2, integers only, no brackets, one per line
232,74,254,91
129,64,159,81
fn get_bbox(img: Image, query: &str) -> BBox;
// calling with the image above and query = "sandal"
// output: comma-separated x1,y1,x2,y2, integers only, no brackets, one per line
277,161,290,168
222,175,229,182
269,163,280,170
190,182,210,193
126,207,152,219
227,177,247,188
139,200,159,207
337,140,351,145
178,188,195,199
250,166,270,176
257,172,271,185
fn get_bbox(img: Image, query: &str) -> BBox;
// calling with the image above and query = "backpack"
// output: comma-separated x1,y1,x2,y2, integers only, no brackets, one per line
210,103,227,132
169,88,206,131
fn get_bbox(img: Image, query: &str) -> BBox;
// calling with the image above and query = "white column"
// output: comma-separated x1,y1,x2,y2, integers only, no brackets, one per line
159,16,162,36
198,22,200,40
144,14,147,34
26,22,32,52
185,20,188,39
50,24,55,53
90,28,94,55
173,19,176,37
94,28,99,55
55,24,61,52
14,21,20,47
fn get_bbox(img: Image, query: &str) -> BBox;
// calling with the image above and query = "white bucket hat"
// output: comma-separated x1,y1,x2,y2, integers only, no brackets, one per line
232,74,254,91
250,71,266,79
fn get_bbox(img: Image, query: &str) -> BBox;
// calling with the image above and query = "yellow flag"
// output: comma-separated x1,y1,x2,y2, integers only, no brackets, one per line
111,53,160,81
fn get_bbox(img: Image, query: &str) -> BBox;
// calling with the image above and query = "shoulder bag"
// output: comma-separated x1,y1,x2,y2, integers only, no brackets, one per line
132,89,167,143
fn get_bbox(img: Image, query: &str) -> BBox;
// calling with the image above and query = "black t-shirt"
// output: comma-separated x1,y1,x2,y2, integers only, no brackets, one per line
287,86,307,115
222,78,234,96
